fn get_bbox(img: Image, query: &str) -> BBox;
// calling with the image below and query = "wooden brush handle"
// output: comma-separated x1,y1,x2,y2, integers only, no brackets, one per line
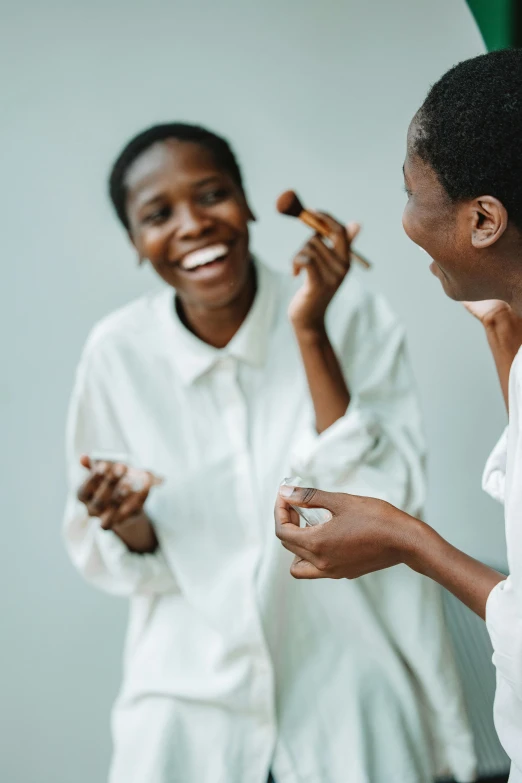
299,209,331,237
348,249,371,270
299,209,371,270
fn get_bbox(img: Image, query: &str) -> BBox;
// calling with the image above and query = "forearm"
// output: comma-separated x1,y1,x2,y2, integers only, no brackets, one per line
405,519,505,619
483,308,522,411
112,512,159,554
294,324,351,434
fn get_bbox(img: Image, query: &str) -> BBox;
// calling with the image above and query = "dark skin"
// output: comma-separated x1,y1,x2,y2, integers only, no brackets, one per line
275,120,522,621
462,300,522,411
290,216,362,432
77,457,162,553
78,139,361,552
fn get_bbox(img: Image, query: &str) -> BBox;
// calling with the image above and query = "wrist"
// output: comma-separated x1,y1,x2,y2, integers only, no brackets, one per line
113,512,158,554
292,320,328,343
400,515,447,576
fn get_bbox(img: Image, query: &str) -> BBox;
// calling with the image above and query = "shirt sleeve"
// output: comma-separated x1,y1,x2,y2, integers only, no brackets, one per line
486,577,522,703
63,337,179,597
289,291,426,515
482,427,508,505
485,351,522,702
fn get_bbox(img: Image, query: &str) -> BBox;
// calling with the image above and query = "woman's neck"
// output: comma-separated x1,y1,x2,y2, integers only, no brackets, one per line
177,262,257,349
494,234,522,315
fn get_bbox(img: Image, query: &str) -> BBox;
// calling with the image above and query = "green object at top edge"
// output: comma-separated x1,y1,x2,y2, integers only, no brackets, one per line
466,0,514,50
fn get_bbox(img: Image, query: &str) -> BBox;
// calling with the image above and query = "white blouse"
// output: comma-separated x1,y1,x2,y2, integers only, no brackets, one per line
483,348,522,783
64,261,476,783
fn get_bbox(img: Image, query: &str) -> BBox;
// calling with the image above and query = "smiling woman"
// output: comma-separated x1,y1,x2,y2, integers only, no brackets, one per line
109,125,256,341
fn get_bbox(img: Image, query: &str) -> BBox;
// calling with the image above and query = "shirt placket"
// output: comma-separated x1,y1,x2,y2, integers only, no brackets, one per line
213,356,258,542
212,356,277,781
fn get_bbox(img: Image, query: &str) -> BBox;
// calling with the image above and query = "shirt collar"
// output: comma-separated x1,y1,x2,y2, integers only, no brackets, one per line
157,259,279,386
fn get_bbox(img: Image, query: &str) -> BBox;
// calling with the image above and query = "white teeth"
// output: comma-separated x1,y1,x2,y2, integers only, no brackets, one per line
181,244,228,270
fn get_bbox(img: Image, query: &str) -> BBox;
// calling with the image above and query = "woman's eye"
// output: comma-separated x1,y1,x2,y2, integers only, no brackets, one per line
199,188,229,206
403,185,412,198
143,206,171,225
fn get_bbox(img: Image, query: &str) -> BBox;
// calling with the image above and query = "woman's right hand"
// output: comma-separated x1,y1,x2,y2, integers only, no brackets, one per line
77,456,162,530
463,299,522,412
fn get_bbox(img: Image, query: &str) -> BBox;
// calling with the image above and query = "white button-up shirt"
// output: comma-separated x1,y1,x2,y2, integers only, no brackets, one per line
483,348,522,783
64,261,476,783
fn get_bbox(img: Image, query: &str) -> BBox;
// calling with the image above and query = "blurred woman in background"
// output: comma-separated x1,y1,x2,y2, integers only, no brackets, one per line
64,123,475,783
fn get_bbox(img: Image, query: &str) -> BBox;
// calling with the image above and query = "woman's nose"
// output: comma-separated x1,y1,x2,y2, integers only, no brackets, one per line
176,204,212,238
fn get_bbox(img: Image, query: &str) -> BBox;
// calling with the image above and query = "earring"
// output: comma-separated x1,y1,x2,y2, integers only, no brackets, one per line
138,255,146,266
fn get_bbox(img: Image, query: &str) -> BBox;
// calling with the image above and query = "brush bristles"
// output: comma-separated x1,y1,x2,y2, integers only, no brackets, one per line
276,190,304,218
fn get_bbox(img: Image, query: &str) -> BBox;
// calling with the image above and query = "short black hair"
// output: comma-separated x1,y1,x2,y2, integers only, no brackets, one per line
108,122,245,230
414,49,522,229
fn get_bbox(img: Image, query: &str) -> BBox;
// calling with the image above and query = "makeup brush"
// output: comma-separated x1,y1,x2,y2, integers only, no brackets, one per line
276,190,371,269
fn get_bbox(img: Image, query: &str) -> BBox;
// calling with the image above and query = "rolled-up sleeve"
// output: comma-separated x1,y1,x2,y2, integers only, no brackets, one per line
483,351,522,708
482,427,508,505
63,337,178,597
486,576,522,701
290,292,426,516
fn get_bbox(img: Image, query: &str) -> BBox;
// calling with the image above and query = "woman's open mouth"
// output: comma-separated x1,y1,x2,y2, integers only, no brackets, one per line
179,243,229,273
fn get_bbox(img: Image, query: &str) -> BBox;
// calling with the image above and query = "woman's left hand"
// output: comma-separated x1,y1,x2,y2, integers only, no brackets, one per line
288,213,360,332
274,483,417,580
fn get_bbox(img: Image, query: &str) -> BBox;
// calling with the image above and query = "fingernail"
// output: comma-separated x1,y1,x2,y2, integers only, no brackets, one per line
279,485,295,498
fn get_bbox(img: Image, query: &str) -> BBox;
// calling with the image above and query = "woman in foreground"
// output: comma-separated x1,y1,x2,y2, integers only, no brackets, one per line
276,48,522,783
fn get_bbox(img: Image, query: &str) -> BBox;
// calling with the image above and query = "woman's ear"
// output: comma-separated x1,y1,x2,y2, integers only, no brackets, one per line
470,196,508,249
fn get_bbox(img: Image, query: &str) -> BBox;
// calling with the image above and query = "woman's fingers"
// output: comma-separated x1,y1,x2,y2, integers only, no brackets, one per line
345,221,361,243
274,493,330,570
99,507,118,530
77,460,109,504
462,299,509,322
293,249,323,289
311,211,349,257
308,235,347,280
99,489,148,530
109,490,149,528
103,469,156,527
293,237,346,287
87,462,127,516
293,246,316,275
289,555,324,580
278,484,340,513
78,458,162,528
274,493,301,528
311,210,363,266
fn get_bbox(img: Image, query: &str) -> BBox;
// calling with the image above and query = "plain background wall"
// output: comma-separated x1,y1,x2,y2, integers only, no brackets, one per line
1,2,501,780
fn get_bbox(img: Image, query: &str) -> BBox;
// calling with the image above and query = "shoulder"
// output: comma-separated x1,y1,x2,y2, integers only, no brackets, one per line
271,260,398,321
511,346,522,384
330,280,406,366
333,276,399,329
324,274,404,346
79,290,168,373
264,259,403,342
510,347,522,408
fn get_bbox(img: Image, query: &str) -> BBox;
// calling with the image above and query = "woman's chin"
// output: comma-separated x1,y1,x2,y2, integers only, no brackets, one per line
430,262,459,300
